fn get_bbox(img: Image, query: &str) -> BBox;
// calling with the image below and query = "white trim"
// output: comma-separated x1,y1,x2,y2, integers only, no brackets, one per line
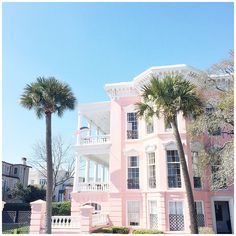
167,200,185,232
126,200,141,227
211,196,234,234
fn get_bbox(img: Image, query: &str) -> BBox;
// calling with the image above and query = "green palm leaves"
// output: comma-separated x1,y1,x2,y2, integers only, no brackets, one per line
20,77,77,118
136,75,204,123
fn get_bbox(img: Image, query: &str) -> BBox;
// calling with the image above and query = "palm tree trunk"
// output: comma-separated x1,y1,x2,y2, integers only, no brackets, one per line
171,118,199,234
45,112,53,234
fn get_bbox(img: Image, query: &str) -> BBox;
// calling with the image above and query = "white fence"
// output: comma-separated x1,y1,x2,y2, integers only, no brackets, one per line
51,216,80,228
78,182,109,192
92,214,109,227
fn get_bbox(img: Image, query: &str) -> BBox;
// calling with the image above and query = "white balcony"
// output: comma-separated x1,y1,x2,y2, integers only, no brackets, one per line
78,135,110,146
78,182,109,192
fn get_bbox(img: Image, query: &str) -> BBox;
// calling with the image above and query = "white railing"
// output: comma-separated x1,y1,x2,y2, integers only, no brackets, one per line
78,182,109,192
79,135,110,145
92,214,109,227
51,216,80,228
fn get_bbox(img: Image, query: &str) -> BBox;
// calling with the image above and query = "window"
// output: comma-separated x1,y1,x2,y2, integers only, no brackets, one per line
167,150,181,188
146,118,154,134
149,200,158,229
127,112,138,139
192,152,202,189
127,156,139,189
164,119,172,130
211,164,227,190
127,201,140,226
169,201,184,231
195,201,205,227
14,168,18,174
147,153,156,188
205,107,214,114
39,178,47,185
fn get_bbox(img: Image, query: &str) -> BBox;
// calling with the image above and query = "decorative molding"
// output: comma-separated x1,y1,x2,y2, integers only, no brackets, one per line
145,144,157,153
123,148,141,156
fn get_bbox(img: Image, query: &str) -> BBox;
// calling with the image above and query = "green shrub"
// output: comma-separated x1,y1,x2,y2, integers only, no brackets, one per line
198,227,215,234
132,229,164,234
3,203,31,211
92,227,113,233
111,226,130,234
52,201,71,216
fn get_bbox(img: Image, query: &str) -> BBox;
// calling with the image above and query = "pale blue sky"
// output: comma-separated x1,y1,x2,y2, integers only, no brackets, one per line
3,2,234,164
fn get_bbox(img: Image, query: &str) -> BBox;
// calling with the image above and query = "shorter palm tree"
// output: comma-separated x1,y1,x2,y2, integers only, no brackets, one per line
136,75,203,234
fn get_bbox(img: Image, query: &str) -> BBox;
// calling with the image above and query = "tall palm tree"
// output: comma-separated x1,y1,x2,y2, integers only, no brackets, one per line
136,75,203,234
20,77,76,234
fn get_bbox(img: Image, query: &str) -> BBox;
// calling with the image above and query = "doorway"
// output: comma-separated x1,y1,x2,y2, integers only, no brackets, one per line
214,201,232,234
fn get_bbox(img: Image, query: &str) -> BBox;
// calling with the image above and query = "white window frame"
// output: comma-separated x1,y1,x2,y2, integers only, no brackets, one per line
147,152,157,189
127,156,140,190
146,117,154,134
168,200,185,231
127,200,141,227
166,150,182,189
126,112,139,140
192,151,203,189
148,200,159,229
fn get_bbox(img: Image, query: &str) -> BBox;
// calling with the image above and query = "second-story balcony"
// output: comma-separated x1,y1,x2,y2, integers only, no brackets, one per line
78,135,110,145
78,182,109,192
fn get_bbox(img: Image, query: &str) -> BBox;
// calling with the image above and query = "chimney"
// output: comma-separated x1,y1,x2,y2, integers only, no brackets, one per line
22,157,27,165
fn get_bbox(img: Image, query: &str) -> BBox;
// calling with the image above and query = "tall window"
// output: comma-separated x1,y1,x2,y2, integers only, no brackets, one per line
195,201,205,227
127,112,138,139
14,167,18,174
146,118,154,134
149,200,158,229
169,201,184,231
211,160,227,190
39,178,47,185
127,156,139,189
127,201,140,226
147,152,156,188
167,150,181,188
164,118,172,130
192,152,202,189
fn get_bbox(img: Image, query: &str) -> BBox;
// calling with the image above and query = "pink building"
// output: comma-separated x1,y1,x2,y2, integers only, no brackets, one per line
71,64,234,234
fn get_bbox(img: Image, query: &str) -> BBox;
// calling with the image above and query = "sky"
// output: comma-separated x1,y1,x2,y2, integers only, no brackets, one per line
2,2,234,164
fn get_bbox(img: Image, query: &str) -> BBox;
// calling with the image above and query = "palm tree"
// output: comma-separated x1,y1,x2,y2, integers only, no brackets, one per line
20,77,76,234
136,75,203,234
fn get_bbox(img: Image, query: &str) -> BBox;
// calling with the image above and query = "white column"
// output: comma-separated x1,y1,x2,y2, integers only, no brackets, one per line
73,154,80,192
101,165,104,182
94,162,98,182
77,113,82,144
85,158,90,183
87,120,92,137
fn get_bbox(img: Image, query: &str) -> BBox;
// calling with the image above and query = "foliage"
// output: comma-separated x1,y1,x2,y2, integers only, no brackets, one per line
52,201,71,216
198,227,215,234
3,203,31,211
93,226,130,234
30,135,75,199
132,229,164,234
11,182,46,203
2,223,30,234
111,226,130,234
189,51,234,190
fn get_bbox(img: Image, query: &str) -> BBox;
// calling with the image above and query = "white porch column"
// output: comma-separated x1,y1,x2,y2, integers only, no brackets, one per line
87,120,92,137
73,154,81,192
100,165,104,182
77,113,82,145
94,162,98,182
85,158,90,183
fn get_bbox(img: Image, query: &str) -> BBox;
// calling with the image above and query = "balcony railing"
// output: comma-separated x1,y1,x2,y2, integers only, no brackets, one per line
51,216,79,228
78,182,109,192
92,214,109,227
78,135,110,145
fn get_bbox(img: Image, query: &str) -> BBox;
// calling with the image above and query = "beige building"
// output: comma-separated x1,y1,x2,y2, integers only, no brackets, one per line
2,157,31,202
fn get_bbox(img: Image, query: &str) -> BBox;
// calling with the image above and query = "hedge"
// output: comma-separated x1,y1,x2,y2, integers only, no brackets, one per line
93,226,130,234
52,201,71,216
132,229,164,234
